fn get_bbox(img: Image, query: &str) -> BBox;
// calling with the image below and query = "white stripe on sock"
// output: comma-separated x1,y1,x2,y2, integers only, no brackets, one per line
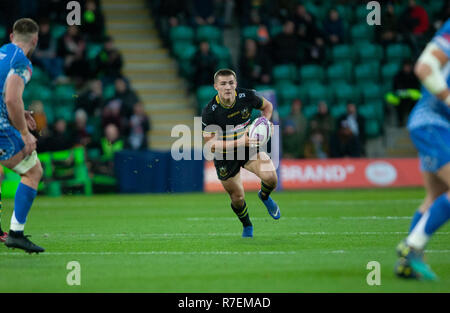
10,212,25,231
406,210,430,250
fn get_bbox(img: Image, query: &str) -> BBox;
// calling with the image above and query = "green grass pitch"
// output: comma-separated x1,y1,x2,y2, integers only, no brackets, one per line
0,187,449,292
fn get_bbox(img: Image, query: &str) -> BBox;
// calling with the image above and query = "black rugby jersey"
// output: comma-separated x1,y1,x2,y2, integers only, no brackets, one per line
201,88,263,141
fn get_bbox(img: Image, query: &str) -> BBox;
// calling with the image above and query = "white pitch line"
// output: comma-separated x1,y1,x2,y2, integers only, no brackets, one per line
186,216,413,221
1,250,449,257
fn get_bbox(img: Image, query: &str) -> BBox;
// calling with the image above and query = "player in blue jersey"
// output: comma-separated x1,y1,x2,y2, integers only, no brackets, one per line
0,18,44,253
395,19,450,280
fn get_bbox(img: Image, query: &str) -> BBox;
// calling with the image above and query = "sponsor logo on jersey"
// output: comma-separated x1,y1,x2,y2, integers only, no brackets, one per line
241,108,250,119
238,93,245,99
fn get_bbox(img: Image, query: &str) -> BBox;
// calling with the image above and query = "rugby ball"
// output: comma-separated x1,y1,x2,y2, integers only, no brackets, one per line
248,117,272,146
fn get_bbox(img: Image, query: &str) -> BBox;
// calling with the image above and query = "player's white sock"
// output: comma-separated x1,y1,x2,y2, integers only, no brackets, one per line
10,212,25,232
406,211,430,250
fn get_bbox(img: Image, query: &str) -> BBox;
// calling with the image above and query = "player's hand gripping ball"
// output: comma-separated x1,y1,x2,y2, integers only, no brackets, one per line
248,117,272,146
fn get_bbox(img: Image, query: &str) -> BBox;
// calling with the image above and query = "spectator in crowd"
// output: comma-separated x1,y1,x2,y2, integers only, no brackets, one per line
271,20,299,65
111,77,140,119
153,0,190,45
127,102,151,150
331,102,365,158
281,99,308,158
434,1,450,30
32,18,64,81
73,109,93,148
191,0,222,28
400,0,429,55
392,59,421,126
376,3,399,47
76,79,104,117
81,0,105,42
57,25,91,83
238,38,272,88
95,36,123,82
192,41,218,87
92,123,124,176
38,118,75,152
309,101,335,146
304,129,329,159
247,9,270,45
322,8,344,45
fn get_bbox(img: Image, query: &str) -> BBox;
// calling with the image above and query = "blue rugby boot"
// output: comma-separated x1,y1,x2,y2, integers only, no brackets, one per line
242,225,253,238
395,240,437,281
258,191,281,220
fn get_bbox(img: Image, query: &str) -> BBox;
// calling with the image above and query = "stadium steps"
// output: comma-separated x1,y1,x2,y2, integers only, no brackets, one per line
384,127,417,157
102,0,195,151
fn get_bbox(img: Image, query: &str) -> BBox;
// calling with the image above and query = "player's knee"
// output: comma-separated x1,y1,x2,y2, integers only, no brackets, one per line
230,193,245,206
25,161,43,182
262,171,278,188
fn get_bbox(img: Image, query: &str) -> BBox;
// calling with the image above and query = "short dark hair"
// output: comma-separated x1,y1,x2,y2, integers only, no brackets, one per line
214,68,236,82
13,18,39,40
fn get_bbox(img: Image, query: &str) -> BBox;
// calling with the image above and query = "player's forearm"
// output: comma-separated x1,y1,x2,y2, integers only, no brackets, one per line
6,99,29,135
261,99,273,120
415,43,450,105
209,137,245,153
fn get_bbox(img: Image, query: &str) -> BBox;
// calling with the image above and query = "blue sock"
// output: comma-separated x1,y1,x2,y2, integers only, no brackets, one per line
424,194,450,236
14,183,37,225
409,210,423,233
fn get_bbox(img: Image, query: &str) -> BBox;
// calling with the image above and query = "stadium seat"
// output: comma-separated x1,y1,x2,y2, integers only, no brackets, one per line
54,84,76,121
272,64,297,84
306,83,332,106
335,5,353,22
196,25,222,44
381,62,401,82
50,24,66,40
357,43,383,63
31,66,51,85
358,82,383,103
331,44,356,63
326,61,353,84
169,25,195,45
269,24,283,37
365,118,382,138
275,83,299,108
303,103,317,119
196,85,217,112
354,61,380,83
386,43,412,62
241,26,259,41
299,64,325,84
355,5,369,22
330,102,347,119
210,44,232,69
331,82,361,105
0,25,6,43
86,43,103,60
351,23,374,43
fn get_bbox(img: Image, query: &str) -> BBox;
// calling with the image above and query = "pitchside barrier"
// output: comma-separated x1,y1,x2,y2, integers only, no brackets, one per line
204,158,423,192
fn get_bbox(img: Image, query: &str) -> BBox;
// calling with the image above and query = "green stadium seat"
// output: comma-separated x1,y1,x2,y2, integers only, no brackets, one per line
354,61,380,83
330,102,347,119
306,83,332,106
254,85,273,92
351,23,374,43
86,43,103,60
0,25,6,42
31,67,51,85
54,84,76,121
335,5,353,22
196,85,217,112
381,62,401,82
358,102,378,120
355,5,369,22
196,25,222,44
102,83,115,100
357,43,383,62
365,118,382,138
170,25,195,44
358,82,383,103
272,64,297,84
331,82,361,105
241,26,259,40
210,44,231,69
269,24,283,37
275,83,299,107
299,64,325,84
172,42,196,60
326,61,353,84
303,104,317,119
331,44,356,63
51,24,67,40
386,43,412,62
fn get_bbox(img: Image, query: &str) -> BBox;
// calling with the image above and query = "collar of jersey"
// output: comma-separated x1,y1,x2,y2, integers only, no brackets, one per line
216,91,237,109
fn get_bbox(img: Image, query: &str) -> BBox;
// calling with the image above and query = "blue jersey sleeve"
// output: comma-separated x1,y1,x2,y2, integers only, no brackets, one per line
10,54,32,85
432,19,450,58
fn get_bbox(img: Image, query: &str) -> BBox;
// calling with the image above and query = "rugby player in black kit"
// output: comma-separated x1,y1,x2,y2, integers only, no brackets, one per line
201,69,281,238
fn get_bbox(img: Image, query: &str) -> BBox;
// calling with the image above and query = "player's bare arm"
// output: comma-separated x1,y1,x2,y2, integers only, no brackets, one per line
414,43,450,106
203,130,258,153
4,72,36,155
259,97,273,120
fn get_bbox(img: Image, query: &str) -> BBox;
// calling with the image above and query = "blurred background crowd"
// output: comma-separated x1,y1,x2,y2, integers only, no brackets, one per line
0,0,448,193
